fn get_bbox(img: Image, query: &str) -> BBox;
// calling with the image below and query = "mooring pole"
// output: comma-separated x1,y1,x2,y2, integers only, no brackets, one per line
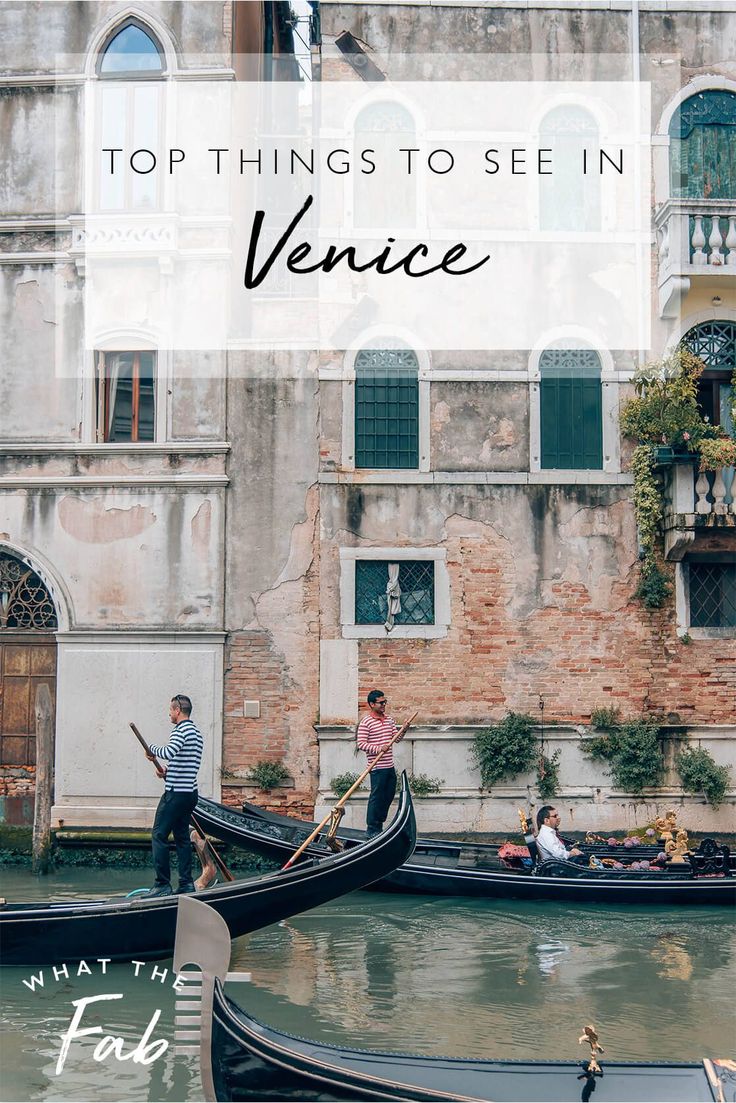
32,683,54,875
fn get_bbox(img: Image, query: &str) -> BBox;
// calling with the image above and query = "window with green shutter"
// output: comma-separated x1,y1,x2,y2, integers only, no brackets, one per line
539,349,603,470
355,348,419,469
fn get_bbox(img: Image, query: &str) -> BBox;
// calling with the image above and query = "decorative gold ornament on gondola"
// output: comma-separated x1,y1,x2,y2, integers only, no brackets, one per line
578,1025,605,1074
325,805,345,853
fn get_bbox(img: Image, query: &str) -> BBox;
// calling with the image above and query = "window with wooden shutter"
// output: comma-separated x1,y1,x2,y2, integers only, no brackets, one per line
95,351,156,442
355,348,419,469
539,348,603,470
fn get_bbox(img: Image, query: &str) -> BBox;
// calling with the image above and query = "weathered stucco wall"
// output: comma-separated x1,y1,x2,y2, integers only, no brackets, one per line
222,355,321,811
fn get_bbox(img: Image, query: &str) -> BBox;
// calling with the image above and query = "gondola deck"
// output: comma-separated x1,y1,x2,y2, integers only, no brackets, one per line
194,796,735,906
0,776,416,968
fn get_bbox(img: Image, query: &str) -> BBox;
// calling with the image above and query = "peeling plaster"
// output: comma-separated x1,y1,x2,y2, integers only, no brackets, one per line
58,496,157,544
191,500,212,562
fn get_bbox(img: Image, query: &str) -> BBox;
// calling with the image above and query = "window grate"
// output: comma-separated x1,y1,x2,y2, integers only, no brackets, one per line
355,349,419,469
355,560,435,625
689,562,736,628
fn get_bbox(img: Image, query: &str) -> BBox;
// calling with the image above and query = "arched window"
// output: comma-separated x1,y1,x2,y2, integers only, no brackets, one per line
0,554,58,631
539,105,600,231
353,102,416,230
354,346,419,469
97,19,165,77
681,320,735,433
668,91,736,199
539,348,603,469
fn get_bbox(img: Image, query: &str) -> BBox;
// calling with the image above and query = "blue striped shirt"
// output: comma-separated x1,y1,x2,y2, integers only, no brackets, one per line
150,719,203,792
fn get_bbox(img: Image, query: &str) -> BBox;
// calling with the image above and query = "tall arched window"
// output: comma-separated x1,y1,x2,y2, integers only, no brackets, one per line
539,348,603,469
97,19,165,77
353,102,416,230
354,347,419,469
669,91,736,199
681,320,735,433
95,20,166,211
539,105,600,231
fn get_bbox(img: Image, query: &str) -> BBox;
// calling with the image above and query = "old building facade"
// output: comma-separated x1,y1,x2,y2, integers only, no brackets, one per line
1,1,734,834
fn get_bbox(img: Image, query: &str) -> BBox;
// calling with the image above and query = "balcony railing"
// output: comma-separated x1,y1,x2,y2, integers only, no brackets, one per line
654,198,736,318
663,461,736,558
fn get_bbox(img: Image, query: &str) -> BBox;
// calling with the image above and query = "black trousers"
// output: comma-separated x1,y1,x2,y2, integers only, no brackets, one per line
366,767,397,835
151,789,198,886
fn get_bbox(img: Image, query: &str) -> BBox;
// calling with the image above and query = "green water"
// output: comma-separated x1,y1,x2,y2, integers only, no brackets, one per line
0,867,734,1101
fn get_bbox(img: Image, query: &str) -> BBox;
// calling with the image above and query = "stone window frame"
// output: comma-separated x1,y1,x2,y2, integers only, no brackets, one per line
528,330,620,475
85,8,178,81
82,335,169,445
341,330,431,474
675,554,736,641
339,547,450,640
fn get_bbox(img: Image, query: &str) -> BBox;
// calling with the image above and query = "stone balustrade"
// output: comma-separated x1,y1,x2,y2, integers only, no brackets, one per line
654,197,736,318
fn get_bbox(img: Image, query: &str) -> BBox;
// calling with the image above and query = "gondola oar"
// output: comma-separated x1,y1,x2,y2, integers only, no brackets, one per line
282,711,418,871
130,721,235,884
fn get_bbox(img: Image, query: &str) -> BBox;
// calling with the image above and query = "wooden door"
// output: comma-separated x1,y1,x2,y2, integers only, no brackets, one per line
0,636,56,822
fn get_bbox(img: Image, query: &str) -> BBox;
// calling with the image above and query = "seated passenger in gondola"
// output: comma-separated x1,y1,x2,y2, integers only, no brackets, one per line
536,806,585,864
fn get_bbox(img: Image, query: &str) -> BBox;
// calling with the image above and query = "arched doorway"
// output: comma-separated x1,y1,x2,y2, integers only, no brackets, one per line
0,552,58,826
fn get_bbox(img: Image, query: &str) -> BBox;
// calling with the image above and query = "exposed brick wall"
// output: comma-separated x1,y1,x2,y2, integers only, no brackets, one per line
0,766,35,798
356,529,736,727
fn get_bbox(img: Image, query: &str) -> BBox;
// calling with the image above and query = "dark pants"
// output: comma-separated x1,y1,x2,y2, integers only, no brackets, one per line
151,789,198,887
366,767,397,836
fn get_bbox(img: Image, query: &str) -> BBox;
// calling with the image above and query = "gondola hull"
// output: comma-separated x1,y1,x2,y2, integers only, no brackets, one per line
194,797,735,906
0,777,416,968
210,979,721,1103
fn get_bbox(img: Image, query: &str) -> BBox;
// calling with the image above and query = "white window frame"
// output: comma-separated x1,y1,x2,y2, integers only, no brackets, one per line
528,331,620,476
341,332,431,474
340,547,450,640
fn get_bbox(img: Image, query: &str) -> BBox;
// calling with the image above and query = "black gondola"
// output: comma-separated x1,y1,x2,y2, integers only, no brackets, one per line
172,896,734,1103
0,775,416,968
194,796,735,906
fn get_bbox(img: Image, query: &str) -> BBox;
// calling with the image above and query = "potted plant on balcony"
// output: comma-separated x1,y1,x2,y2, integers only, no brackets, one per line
620,347,735,608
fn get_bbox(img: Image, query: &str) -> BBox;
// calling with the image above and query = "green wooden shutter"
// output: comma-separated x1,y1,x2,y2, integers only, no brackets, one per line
540,350,603,470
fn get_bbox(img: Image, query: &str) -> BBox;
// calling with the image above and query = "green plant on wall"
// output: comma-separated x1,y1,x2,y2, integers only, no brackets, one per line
536,750,561,800
472,713,538,789
246,760,290,791
409,773,444,797
620,346,736,609
676,746,731,808
330,772,361,799
582,712,665,795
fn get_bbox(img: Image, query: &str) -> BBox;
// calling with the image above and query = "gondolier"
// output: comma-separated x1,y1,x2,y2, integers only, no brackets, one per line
357,689,405,837
145,694,203,897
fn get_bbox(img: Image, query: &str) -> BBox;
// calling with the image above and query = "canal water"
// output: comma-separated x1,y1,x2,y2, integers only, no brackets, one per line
1,866,734,1101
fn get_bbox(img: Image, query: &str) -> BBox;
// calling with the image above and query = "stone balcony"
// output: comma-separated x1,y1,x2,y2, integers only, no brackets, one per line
654,198,736,318
662,460,736,559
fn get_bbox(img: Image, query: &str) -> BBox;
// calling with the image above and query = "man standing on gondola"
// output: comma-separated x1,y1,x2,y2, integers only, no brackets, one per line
357,689,405,837
144,694,203,897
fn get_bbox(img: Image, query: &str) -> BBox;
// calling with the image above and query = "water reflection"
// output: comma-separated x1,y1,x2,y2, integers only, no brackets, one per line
231,895,735,1063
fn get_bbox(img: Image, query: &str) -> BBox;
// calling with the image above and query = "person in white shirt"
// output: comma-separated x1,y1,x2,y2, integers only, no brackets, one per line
535,805,584,863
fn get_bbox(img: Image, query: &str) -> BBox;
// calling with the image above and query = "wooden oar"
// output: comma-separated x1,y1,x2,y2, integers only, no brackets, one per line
282,710,418,871
130,720,235,884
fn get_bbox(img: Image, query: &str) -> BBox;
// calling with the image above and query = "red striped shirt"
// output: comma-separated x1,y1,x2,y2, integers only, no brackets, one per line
356,714,401,769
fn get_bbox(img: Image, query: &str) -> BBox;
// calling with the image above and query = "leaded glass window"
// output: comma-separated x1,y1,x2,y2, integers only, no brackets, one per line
539,348,603,469
0,555,58,630
355,560,434,625
98,21,165,76
355,348,419,469
688,560,736,628
669,91,736,199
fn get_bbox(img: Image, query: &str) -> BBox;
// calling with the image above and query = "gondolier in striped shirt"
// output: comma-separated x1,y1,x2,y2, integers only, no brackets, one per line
144,694,203,897
356,689,405,837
